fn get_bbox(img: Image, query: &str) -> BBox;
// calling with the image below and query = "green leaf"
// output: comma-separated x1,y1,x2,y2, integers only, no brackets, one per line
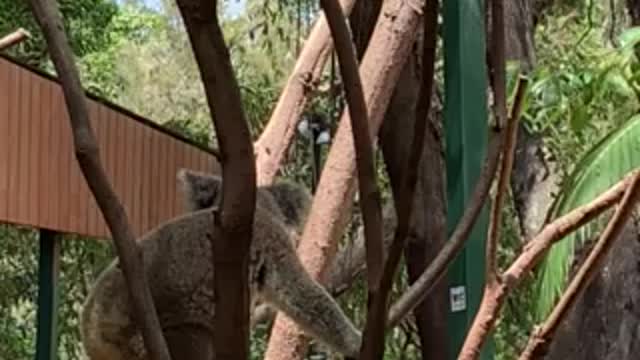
534,115,640,320
619,27,640,50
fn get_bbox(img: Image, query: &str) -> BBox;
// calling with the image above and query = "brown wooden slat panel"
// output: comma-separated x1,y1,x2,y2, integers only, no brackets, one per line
167,137,178,218
38,74,54,229
17,68,32,223
115,114,127,217
109,111,121,214
148,130,161,229
141,125,152,234
131,119,145,236
155,132,165,224
59,86,74,232
160,132,170,224
120,109,134,233
93,102,111,237
67,95,84,234
0,60,10,219
6,64,20,224
86,101,101,236
174,137,188,216
0,59,223,238
46,80,62,231
29,74,43,227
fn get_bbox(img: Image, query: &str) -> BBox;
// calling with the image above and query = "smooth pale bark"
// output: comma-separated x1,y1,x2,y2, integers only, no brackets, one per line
0,28,30,50
263,0,425,359
254,0,358,186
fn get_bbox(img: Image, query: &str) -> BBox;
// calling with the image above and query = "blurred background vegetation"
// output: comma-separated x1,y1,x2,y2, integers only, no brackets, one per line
2,0,640,359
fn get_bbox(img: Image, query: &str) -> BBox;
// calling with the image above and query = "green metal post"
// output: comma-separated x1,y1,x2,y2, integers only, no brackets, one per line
443,0,494,359
35,229,60,360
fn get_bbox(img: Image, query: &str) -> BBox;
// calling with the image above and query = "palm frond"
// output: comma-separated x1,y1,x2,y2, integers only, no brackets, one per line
533,114,640,320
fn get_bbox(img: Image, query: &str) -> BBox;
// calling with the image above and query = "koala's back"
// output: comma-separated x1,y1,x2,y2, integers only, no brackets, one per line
81,203,295,359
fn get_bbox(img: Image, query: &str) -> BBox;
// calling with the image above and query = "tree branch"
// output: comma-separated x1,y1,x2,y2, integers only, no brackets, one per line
517,171,640,360
360,1,440,358
264,1,425,358
254,0,358,185
387,131,502,327
175,1,257,359
319,0,383,294
27,2,171,359
388,76,529,327
486,0,509,281
457,171,636,360
0,28,30,50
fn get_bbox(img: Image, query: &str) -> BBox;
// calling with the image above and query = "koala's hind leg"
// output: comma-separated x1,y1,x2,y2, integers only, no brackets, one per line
81,264,143,360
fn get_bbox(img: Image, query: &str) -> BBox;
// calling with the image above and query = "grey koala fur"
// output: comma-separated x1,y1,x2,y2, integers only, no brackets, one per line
80,170,361,359
178,169,311,232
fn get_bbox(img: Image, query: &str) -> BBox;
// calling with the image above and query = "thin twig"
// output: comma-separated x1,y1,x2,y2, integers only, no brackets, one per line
27,1,171,359
387,131,504,327
487,76,528,281
518,171,640,360
0,28,30,50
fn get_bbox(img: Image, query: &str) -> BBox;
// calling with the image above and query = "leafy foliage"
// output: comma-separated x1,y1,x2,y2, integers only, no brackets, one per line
534,114,640,319
495,3,640,355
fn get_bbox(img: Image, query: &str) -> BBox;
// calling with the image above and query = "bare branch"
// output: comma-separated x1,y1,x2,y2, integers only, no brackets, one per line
518,171,640,360
0,28,30,50
254,0,358,185
27,1,171,359
387,132,503,327
485,0,509,280
457,171,636,360
388,76,529,327
319,0,383,293
486,75,527,281
176,1,257,358
360,1,440,358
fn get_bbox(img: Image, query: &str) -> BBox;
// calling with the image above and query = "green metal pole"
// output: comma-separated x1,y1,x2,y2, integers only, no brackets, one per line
35,229,60,360
443,0,494,359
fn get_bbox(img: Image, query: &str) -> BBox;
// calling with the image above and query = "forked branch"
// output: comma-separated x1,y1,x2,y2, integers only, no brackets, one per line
518,171,640,360
387,75,529,327
458,171,636,359
255,0,358,185
27,1,171,359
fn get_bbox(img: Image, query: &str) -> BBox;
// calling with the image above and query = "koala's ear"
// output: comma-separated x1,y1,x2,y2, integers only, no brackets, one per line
177,169,223,211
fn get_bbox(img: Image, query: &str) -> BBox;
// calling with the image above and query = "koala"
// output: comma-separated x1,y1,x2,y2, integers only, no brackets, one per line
178,169,311,243
80,171,361,360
